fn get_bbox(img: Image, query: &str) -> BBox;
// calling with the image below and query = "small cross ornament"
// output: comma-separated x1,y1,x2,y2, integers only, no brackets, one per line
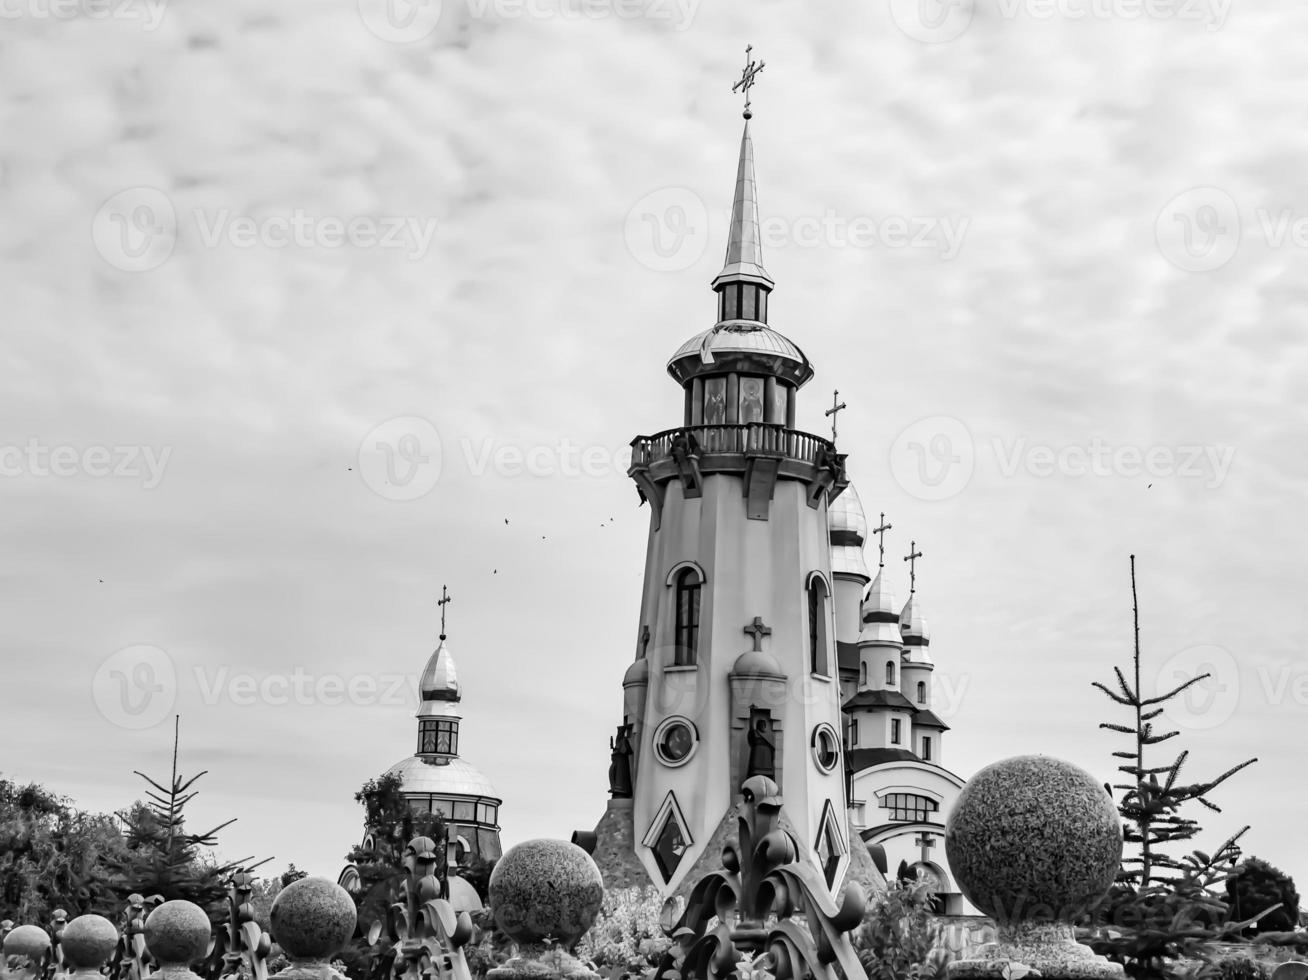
743,616,772,652
824,389,847,442
904,542,923,594
873,513,893,569
437,585,452,639
732,44,766,119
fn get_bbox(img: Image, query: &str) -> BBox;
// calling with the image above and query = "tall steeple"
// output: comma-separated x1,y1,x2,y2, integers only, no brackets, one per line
710,118,774,296
598,49,870,900
710,45,774,326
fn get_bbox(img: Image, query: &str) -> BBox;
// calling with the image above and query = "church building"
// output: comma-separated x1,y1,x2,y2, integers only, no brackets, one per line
580,56,977,917
340,593,502,910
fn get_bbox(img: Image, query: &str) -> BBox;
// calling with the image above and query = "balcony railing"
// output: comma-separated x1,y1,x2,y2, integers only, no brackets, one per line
629,424,836,469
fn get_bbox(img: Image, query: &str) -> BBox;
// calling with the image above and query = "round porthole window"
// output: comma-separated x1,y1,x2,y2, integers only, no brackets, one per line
654,717,699,767
812,723,841,773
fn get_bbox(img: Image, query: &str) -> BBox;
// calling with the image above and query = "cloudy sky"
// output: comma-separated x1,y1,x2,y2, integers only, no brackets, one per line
3,0,1306,889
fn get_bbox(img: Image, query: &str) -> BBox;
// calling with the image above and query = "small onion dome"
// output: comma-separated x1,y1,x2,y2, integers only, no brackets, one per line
732,648,785,678
667,324,813,387
900,594,931,647
419,637,460,702
862,569,899,625
829,484,871,580
623,658,650,686
385,755,500,801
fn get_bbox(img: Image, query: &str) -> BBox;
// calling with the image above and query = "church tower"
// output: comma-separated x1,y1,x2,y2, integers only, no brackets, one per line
597,58,865,898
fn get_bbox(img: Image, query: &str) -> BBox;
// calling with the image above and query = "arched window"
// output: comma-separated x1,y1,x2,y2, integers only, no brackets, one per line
916,680,926,704
885,660,896,686
891,718,902,744
922,736,933,762
808,575,829,676
859,662,867,686
881,793,940,823
850,718,859,746
673,568,702,666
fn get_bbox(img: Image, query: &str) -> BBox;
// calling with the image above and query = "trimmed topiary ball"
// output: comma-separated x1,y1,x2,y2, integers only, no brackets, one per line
61,915,119,971
269,877,356,962
947,754,1122,925
489,839,604,949
144,901,212,966
4,924,52,960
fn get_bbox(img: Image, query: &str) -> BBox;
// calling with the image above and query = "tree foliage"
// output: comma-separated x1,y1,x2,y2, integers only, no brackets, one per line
1225,857,1300,936
108,718,264,918
1087,557,1264,980
853,877,942,980
0,779,126,922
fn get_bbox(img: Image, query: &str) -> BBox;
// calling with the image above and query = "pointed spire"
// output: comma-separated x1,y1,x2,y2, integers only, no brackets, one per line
713,46,773,294
711,118,774,292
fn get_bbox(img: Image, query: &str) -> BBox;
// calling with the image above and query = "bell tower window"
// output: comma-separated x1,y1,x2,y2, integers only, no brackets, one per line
807,575,830,676
885,661,896,686
418,719,459,757
673,568,702,666
917,680,927,704
717,283,768,324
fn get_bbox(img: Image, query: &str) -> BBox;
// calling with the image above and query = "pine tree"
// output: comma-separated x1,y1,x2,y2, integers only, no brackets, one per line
110,718,265,917
1088,557,1262,980
1092,556,1255,889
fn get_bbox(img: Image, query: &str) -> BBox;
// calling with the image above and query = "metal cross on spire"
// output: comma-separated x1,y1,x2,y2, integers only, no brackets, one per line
873,513,893,569
437,584,452,639
732,44,765,119
824,389,847,442
904,542,923,594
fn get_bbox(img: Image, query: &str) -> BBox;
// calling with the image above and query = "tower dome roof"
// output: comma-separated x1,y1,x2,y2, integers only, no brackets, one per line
863,568,899,624
830,484,871,580
385,755,500,801
623,658,650,686
900,594,931,645
419,637,460,702
828,483,868,539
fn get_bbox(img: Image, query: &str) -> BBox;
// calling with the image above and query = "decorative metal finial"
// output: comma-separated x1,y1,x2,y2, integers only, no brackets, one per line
873,513,893,569
732,44,765,119
904,542,923,594
824,389,847,442
437,584,452,640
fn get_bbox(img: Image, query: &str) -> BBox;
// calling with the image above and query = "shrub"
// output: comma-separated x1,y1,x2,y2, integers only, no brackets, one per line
575,886,671,980
852,877,937,980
